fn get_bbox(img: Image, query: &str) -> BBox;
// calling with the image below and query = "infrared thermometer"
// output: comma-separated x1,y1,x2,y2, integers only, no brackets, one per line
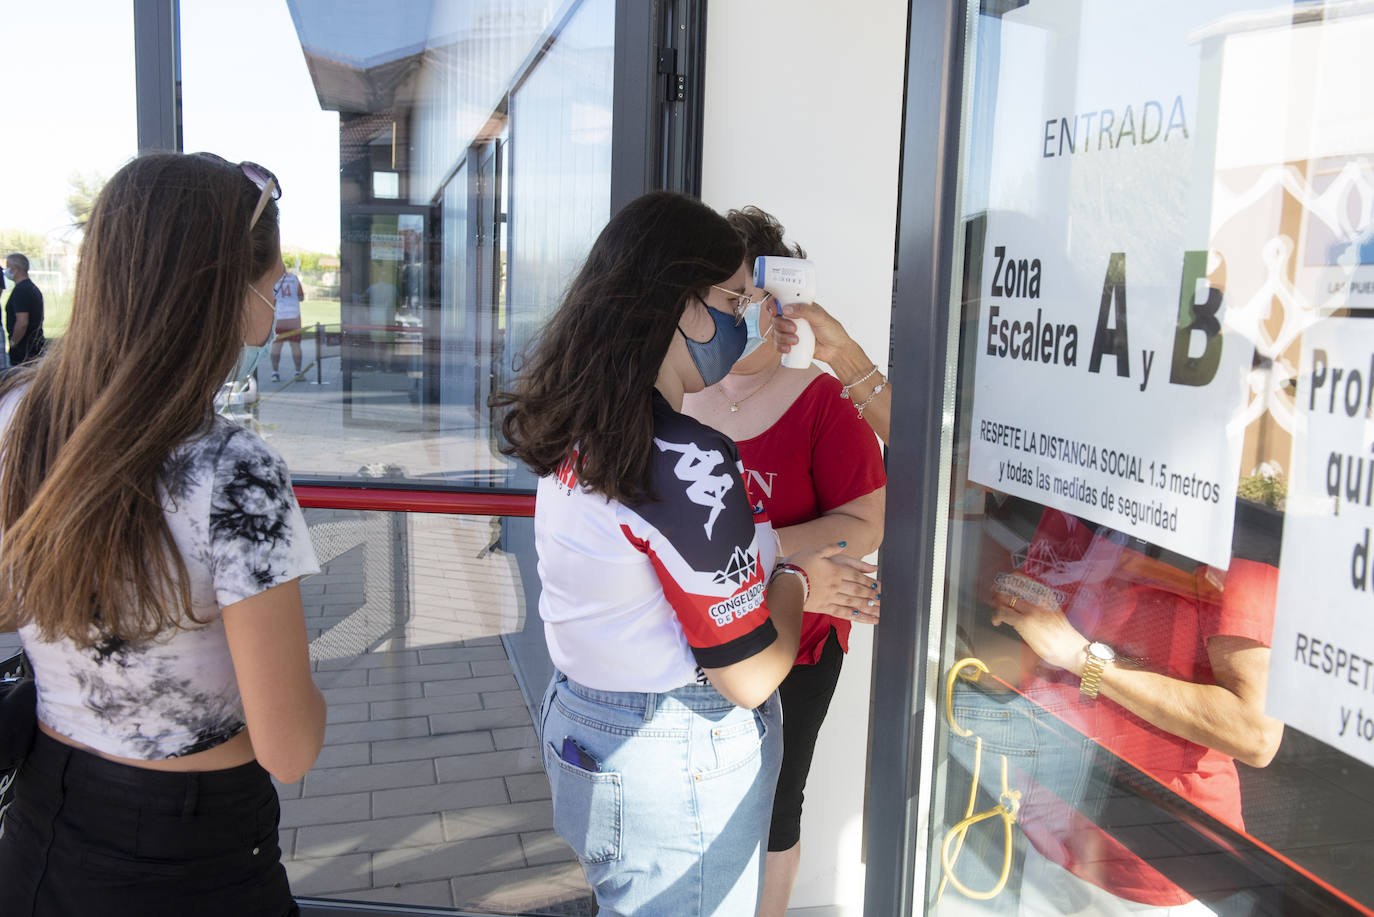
753,256,816,368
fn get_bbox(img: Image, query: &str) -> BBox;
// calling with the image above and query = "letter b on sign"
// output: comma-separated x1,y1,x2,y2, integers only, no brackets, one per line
1170,250,1224,387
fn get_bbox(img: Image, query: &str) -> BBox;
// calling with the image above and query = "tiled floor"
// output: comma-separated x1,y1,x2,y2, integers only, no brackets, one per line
279,507,596,913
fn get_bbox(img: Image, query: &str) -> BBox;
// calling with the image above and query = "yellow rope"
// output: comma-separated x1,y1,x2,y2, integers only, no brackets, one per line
936,658,1021,903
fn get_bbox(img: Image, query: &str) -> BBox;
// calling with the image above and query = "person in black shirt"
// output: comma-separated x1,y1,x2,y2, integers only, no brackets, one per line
5,253,44,366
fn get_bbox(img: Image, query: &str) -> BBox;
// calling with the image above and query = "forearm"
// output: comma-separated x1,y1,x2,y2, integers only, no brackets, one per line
10,314,28,343
766,572,805,663
778,513,882,558
1094,663,1281,767
832,348,891,446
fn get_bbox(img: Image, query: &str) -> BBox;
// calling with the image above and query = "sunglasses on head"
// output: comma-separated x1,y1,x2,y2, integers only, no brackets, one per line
194,152,282,228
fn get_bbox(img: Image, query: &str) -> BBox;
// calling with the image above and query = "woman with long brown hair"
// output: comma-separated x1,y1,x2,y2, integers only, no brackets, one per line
0,152,323,916
494,191,879,915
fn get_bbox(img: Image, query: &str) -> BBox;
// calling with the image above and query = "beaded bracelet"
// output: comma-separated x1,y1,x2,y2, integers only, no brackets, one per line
840,364,880,399
855,374,888,418
769,562,811,605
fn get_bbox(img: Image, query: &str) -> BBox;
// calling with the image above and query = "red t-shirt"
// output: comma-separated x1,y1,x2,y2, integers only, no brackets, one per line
1016,509,1276,905
734,373,887,665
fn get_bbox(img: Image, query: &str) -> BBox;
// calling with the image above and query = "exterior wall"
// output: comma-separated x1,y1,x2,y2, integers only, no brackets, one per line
701,3,909,912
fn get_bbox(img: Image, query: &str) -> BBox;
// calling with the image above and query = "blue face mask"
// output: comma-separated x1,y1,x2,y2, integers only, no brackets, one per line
2,269,12,282
679,299,747,387
229,285,278,386
740,300,774,359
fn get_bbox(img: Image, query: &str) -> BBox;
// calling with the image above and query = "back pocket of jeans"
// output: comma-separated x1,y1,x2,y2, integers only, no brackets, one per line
544,742,622,865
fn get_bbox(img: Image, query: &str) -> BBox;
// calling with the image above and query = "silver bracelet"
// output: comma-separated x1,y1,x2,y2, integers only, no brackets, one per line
768,563,810,606
855,376,888,418
840,364,880,400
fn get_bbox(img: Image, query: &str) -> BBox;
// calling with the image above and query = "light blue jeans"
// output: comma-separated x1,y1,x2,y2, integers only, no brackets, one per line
539,672,783,916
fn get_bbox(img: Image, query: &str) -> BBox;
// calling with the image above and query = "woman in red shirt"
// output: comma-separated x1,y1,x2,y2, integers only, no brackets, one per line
682,207,887,916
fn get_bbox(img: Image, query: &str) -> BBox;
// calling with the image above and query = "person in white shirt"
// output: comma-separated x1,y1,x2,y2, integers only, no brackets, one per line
0,152,323,917
270,270,304,382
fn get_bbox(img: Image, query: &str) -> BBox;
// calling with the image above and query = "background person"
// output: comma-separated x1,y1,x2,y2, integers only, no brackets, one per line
4,253,44,367
683,205,886,917
0,152,324,917
270,267,305,382
492,191,879,916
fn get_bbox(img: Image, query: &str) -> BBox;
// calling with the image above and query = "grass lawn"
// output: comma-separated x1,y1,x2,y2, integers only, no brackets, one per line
1,289,341,339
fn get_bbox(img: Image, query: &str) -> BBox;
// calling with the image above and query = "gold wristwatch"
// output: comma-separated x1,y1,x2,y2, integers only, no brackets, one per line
1079,641,1116,701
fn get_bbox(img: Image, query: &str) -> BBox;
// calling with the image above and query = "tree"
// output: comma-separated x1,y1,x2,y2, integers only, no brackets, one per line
66,171,107,232
0,229,45,263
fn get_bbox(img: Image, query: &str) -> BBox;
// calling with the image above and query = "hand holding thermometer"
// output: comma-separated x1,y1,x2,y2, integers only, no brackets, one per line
753,256,816,368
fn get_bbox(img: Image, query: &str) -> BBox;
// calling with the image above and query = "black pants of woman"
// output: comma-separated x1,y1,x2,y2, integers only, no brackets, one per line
769,627,845,852
0,729,297,917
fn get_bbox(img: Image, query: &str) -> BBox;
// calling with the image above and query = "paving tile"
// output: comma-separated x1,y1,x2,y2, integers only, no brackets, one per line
427,706,532,736
324,716,430,744
422,674,521,698
417,644,512,665
372,777,509,819
493,725,538,750
519,829,578,867
326,702,370,724
323,682,423,705
373,834,524,886
313,741,371,769
314,668,369,689
337,879,455,908
442,800,554,840
305,759,435,797
368,661,474,685
435,746,544,783
505,773,552,803
481,688,527,708
282,852,372,896
370,730,495,764
316,650,421,671
450,860,593,914
369,692,484,719
280,792,371,829
296,813,445,858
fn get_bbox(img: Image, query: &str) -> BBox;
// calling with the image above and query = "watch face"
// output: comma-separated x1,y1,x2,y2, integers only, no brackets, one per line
1088,642,1116,663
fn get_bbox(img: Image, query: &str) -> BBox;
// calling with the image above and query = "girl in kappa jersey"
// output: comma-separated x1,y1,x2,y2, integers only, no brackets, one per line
492,191,880,916
682,207,886,917
0,153,323,916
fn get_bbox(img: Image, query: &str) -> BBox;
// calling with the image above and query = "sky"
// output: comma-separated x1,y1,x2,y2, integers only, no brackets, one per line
2,1,342,254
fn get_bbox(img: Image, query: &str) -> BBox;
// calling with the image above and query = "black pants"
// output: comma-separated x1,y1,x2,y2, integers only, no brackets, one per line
769,628,845,852
0,730,297,917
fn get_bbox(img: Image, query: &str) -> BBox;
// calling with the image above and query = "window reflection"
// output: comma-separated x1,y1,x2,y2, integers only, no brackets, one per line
185,0,613,489
932,0,1374,913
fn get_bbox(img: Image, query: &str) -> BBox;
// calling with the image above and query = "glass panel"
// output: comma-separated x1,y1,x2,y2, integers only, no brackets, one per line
290,508,592,913
1,4,136,352
181,0,614,489
926,1,1374,913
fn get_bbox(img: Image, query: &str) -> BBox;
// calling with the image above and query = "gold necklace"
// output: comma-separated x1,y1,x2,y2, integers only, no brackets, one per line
719,367,778,412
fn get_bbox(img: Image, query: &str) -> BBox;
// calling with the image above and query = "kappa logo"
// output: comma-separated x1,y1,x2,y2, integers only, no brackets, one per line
654,438,733,538
712,545,757,588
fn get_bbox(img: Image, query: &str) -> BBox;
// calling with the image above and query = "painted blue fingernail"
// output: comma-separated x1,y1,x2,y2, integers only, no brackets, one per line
838,541,847,548
868,600,876,607
877,593,882,599
870,582,878,589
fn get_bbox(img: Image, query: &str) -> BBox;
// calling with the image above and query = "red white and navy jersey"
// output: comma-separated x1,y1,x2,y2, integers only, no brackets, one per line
535,392,779,692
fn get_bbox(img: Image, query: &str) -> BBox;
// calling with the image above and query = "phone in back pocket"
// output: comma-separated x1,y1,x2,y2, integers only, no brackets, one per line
561,736,601,772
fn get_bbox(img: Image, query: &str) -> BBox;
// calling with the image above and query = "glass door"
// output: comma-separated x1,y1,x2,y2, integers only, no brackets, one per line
903,1,1374,914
